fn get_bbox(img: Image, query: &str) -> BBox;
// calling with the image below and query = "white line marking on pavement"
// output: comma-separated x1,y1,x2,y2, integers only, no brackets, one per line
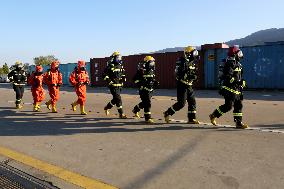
170,119,284,134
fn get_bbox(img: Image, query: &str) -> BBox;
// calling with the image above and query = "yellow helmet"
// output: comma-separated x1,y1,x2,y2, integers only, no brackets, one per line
184,46,195,53
144,56,155,62
15,61,22,65
112,51,120,57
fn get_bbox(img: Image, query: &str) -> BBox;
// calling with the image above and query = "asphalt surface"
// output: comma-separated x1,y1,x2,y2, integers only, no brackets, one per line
0,83,283,189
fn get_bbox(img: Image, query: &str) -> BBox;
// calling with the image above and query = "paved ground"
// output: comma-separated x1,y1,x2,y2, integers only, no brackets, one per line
0,83,283,189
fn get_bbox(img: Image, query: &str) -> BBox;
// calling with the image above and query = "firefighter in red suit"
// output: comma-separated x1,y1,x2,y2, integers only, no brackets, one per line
43,61,63,113
69,60,90,115
28,65,45,112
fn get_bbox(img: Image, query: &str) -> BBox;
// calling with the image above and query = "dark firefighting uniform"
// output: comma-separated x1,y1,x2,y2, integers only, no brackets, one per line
164,56,198,120
133,61,158,121
8,68,27,105
211,57,245,123
103,59,126,115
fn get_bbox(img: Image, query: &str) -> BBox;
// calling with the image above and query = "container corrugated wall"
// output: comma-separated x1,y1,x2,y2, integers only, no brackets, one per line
212,43,284,89
90,51,204,89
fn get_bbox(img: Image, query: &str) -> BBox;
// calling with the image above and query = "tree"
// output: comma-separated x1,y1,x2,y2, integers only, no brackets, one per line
2,63,9,74
34,55,58,66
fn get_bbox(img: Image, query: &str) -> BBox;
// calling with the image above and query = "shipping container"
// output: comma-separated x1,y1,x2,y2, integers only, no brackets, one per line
90,51,204,89
208,43,284,89
202,44,229,88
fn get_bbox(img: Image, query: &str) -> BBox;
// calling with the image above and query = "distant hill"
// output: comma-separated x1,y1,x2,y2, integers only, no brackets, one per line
226,28,284,46
152,28,284,53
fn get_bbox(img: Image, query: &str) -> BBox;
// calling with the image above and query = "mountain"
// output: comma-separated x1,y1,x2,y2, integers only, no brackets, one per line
152,28,284,53
226,28,284,46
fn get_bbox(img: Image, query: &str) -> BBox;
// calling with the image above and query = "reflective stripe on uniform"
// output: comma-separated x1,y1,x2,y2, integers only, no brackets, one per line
234,68,242,72
109,101,114,106
189,66,196,70
180,80,193,86
117,106,123,109
188,111,197,114
221,86,241,95
112,69,121,72
144,112,151,115
104,76,109,80
134,80,140,83
233,113,243,117
143,74,154,78
140,86,153,92
217,107,224,115
170,107,176,113
112,83,123,87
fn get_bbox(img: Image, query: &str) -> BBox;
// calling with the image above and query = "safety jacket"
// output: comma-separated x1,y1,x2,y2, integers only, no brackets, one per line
175,57,198,87
8,69,27,86
43,69,63,87
220,57,245,95
69,67,90,86
133,62,158,92
103,60,126,87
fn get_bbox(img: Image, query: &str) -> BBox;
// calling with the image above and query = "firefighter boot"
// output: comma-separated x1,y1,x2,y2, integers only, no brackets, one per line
52,105,57,113
104,106,110,116
45,100,51,110
188,119,200,124
119,114,127,119
145,119,155,124
209,114,217,126
71,101,78,112
236,122,248,129
163,112,170,123
80,105,87,115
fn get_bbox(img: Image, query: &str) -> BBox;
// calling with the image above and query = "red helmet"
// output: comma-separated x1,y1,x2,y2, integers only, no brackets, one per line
77,60,86,71
228,45,243,59
35,65,43,72
51,61,59,70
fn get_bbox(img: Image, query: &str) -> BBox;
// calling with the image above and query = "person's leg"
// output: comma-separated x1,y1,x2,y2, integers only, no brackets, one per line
187,89,199,124
210,95,234,125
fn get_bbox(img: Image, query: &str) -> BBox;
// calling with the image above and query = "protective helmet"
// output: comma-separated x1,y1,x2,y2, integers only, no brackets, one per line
111,51,122,63
184,46,199,59
144,56,155,62
77,60,86,71
35,65,43,73
144,56,155,71
51,61,60,70
111,51,120,57
228,45,243,59
15,61,23,69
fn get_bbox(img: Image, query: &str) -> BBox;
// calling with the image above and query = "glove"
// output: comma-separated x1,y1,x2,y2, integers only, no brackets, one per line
108,81,114,86
241,80,246,88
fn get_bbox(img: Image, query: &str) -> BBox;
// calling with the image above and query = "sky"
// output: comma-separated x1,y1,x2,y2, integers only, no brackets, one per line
0,0,283,65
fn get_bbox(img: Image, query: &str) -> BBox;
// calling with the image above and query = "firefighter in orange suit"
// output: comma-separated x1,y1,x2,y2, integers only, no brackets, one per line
43,61,63,113
69,60,90,115
28,65,45,112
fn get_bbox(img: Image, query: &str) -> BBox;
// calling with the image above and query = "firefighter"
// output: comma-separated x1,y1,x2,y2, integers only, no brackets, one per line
43,61,63,113
28,65,45,112
132,56,159,124
69,60,90,115
103,51,127,119
8,61,27,109
163,46,200,124
209,45,248,129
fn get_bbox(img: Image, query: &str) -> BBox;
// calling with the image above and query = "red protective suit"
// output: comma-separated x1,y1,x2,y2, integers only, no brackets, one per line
28,66,45,105
43,61,63,106
69,61,90,105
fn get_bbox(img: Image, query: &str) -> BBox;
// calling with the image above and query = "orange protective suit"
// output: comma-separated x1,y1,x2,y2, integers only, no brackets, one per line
43,61,63,108
28,65,45,109
69,61,90,105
